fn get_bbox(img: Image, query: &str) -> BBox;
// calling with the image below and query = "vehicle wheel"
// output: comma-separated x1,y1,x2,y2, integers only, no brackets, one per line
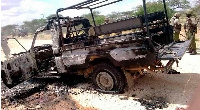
1,70,13,88
91,63,125,93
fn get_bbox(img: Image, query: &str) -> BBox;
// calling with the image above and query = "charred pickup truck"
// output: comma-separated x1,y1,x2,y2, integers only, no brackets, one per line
1,0,192,93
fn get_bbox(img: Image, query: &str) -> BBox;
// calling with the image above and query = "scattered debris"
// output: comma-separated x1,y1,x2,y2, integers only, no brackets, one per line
134,97,168,110
168,69,181,74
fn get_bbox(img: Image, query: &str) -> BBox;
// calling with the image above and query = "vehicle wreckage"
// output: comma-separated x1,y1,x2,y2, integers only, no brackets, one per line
1,0,192,93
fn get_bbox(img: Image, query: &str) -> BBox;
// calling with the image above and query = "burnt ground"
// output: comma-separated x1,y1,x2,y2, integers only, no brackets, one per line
1,75,96,110
1,74,171,110
1,68,200,110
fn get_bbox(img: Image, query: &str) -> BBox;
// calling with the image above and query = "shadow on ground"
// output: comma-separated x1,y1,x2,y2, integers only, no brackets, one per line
123,73,200,106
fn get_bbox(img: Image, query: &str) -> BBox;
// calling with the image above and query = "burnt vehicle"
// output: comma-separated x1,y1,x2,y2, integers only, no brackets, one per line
1,0,192,93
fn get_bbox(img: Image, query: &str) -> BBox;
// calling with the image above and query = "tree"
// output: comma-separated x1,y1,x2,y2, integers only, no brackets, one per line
1,24,18,36
191,0,200,16
107,12,122,20
196,0,200,13
21,18,46,34
46,14,63,19
134,1,174,18
196,0,200,5
107,11,134,20
82,11,105,25
166,0,190,10
121,11,134,17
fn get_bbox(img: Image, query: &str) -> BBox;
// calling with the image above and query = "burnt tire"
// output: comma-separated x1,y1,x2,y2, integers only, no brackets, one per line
91,63,125,93
1,70,13,88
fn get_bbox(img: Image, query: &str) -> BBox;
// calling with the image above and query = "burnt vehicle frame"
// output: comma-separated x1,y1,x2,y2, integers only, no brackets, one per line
1,0,192,93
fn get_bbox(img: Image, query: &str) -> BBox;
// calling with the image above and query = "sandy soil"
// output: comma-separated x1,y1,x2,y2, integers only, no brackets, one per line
1,30,200,110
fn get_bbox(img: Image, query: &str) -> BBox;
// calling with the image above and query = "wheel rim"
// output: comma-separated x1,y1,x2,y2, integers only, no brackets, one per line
96,72,114,91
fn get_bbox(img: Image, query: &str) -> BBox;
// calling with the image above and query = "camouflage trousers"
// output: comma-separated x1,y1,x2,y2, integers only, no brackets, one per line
173,31,180,41
186,32,196,50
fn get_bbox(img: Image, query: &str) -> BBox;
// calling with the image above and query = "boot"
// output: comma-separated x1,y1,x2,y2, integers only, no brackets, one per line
186,48,192,53
190,50,197,55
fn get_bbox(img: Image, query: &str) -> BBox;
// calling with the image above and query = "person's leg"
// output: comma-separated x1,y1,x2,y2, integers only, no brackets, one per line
186,32,192,53
186,32,191,40
174,32,180,41
190,34,197,55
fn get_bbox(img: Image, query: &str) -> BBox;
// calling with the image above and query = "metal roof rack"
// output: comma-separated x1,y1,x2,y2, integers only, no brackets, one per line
56,0,123,26
55,0,169,39
57,0,122,12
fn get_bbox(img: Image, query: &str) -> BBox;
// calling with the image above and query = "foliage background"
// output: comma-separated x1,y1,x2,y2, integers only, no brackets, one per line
2,0,198,37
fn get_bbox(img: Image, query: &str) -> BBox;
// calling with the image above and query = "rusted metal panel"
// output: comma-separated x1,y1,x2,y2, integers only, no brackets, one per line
1,52,37,87
62,49,89,66
51,26,62,55
54,56,67,73
158,40,191,60
110,47,147,62
1,44,54,88
94,17,142,36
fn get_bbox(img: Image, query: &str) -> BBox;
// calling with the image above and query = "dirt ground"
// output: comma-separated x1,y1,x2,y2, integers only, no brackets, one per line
1,30,200,110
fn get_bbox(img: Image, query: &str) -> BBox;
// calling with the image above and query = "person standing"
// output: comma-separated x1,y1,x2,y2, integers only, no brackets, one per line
104,17,109,24
173,13,182,42
103,17,110,37
184,11,197,55
197,15,200,29
170,14,176,26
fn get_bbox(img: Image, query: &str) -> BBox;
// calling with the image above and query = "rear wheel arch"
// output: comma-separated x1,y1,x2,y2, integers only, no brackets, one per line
89,57,113,65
